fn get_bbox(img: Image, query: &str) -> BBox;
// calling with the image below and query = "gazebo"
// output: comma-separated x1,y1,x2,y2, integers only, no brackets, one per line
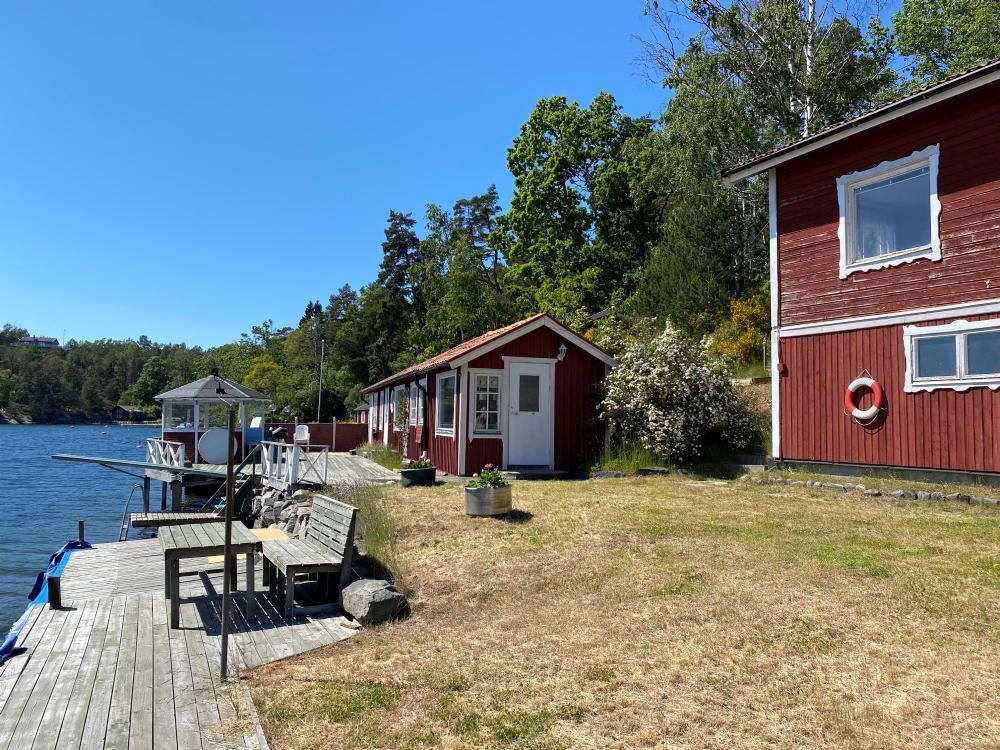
154,369,271,464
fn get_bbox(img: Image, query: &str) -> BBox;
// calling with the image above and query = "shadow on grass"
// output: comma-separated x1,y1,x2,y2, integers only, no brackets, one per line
496,509,533,524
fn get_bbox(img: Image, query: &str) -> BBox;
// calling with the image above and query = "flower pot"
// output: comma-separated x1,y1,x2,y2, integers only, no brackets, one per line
400,466,436,487
465,485,512,516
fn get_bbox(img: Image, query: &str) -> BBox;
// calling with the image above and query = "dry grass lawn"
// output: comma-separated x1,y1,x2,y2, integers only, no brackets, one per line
249,476,1000,750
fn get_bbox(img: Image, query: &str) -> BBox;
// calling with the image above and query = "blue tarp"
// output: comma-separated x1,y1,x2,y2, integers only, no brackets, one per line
0,539,92,665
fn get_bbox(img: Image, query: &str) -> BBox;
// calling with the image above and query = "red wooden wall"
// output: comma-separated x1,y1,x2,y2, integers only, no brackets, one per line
779,313,1000,472
776,80,1000,327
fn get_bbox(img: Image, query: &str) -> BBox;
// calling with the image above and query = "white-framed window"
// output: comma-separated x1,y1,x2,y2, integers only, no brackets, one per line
904,318,1000,392
435,372,456,436
392,386,405,431
472,371,502,434
837,144,941,279
408,380,425,426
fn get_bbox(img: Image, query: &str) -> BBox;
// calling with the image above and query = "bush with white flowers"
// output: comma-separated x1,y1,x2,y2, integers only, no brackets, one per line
600,318,761,464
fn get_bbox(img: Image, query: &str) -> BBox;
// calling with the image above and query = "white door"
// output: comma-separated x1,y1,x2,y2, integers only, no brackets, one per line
507,361,553,467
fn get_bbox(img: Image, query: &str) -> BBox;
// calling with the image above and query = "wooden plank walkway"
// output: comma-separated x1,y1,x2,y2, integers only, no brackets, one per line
0,539,359,749
195,452,399,486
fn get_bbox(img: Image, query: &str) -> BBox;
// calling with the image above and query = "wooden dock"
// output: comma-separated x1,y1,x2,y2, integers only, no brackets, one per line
0,539,359,749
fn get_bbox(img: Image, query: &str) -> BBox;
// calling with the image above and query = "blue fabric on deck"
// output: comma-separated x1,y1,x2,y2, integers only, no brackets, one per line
0,539,93,664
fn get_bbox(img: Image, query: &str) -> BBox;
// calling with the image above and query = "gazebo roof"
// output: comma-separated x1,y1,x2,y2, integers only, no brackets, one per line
154,372,269,403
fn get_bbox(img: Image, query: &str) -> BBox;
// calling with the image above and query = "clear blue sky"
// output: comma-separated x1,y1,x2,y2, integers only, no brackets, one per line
0,2,666,348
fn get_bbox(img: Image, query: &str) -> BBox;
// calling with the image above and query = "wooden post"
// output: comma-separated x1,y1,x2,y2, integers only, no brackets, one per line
160,482,168,511
77,519,85,545
171,482,182,511
142,476,151,513
220,406,237,680
48,576,62,609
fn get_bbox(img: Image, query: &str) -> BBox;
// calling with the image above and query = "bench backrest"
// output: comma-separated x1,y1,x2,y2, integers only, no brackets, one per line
304,494,359,563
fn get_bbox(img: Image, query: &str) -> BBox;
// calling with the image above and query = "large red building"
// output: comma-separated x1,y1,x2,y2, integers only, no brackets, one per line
724,60,1000,475
362,314,615,475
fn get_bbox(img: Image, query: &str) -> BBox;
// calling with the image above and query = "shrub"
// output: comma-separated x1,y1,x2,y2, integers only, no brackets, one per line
356,441,403,470
600,318,761,464
329,481,408,593
710,291,769,366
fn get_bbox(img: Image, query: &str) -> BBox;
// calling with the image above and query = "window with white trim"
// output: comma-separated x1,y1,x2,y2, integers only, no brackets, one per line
473,373,501,434
392,387,405,431
837,145,941,278
904,319,1000,392
409,380,425,426
435,372,456,435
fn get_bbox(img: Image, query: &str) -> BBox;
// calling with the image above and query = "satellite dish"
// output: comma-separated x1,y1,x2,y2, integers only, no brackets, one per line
198,428,236,464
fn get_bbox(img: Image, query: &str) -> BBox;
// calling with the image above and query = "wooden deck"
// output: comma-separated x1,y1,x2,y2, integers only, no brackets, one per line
0,539,359,749
192,451,399,487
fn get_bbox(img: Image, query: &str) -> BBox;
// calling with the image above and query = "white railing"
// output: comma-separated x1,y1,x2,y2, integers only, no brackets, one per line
146,438,185,468
261,441,329,489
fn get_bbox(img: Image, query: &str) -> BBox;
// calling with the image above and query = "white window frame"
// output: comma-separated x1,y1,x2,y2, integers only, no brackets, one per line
392,386,405,432
836,144,941,279
903,318,1000,392
435,371,457,437
469,368,503,436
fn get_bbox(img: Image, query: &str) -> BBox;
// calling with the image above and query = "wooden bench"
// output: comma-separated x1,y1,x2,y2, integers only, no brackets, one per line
261,494,359,615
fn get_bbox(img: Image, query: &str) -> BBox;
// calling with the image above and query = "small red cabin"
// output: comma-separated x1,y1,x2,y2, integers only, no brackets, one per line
724,60,1000,475
362,314,615,475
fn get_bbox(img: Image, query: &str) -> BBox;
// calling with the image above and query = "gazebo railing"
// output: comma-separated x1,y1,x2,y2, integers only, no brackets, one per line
146,438,185,468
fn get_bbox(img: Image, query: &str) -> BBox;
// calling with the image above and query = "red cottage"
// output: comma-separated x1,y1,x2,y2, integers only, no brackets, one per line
361,314,615,475
724,60,1000,477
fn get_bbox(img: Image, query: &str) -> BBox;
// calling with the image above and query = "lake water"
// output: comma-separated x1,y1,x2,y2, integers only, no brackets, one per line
0,424,159,630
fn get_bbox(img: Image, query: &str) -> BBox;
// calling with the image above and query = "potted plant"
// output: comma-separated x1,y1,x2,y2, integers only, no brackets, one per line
465,464,512,516
401,457,436,487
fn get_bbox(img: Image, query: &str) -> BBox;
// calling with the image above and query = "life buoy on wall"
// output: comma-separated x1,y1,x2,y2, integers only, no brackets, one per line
844,376,885,421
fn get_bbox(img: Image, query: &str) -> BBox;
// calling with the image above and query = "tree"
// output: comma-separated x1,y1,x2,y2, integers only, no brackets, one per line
493,92,656,321
894,0,1000,84
0,324,28,346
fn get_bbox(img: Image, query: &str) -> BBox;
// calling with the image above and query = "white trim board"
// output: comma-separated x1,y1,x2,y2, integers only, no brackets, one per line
768,168,780,460
448,316,615,369
779,299,1000,338
722,63,1000,183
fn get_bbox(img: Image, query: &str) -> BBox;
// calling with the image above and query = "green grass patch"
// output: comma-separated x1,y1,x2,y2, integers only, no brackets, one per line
811,546,893,578
581,665,616,682
356,441,403,470
588,443,666,474
487,709,557,748
255,679,401,733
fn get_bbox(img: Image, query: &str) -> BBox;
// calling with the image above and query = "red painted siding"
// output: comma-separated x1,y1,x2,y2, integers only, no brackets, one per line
776,81,1000,326
779,314,1000,472
466,326,606,474
423,369,459,475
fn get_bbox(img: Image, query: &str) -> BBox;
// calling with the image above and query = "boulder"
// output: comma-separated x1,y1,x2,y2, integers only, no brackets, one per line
260,507,277,526
863,488,881,496
946,492,971,503
341,579,409,625
887,489,916,500
637,466,671,476
291,489,310,500
283,515,297,535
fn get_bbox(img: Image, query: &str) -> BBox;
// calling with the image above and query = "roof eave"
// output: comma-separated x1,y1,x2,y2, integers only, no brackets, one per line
721,61,1000,185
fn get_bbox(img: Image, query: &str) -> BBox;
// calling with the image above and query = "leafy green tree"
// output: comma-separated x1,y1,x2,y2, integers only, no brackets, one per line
894,0,1000,84
493,92,655,321
0,325,28,346
119,355,171,406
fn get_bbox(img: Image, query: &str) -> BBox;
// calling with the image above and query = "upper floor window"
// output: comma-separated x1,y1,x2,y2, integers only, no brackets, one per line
837,145,941,279
904,318,1000,392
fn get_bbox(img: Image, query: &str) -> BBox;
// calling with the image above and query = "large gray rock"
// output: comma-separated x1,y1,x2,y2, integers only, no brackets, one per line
637,466,671,476
341,579,409,625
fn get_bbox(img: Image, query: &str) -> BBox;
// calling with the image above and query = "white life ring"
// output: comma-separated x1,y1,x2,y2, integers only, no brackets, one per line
844,377,885,421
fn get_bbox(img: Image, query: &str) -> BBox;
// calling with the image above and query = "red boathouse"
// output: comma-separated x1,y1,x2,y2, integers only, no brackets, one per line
361,314,615,475
724,59,1000,476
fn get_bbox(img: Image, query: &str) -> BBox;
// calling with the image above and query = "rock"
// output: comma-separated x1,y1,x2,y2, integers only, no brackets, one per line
637,466,671,476
296,505,311,517
916,491,932,501
864,488,881,496
946,492,971,503
821,482,846,492
788,480,806,486
283,516,296,535
930,492,945,501
278,507,292,523
291,489,309,500
341,579,409,625
887,489,916,500
261,507,277,526
589,470,626,479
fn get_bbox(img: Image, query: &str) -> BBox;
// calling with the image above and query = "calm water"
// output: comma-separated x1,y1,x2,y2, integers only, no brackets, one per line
0,424,159,630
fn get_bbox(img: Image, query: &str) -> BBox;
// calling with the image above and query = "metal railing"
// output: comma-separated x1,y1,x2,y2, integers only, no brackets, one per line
118,483,145,542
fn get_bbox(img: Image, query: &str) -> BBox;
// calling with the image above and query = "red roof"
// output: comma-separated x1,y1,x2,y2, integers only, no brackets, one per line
363,313,549,393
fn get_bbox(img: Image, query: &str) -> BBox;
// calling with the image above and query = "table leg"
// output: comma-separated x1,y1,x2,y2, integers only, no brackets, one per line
284,566,295,616
164,556,171,600
245,552,256,621
229,555,238,590
170,560,180,629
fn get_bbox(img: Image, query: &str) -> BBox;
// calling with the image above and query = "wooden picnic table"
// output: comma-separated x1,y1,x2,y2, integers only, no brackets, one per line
159,521,261,628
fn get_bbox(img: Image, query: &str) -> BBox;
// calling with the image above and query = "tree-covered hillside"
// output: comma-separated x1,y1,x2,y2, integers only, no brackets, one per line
4,0,997,423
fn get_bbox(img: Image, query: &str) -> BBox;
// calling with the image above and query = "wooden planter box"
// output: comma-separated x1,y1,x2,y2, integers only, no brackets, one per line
400,466,436,487
465,485,512,516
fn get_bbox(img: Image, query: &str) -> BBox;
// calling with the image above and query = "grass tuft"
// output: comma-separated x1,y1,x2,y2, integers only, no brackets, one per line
356,441,403,470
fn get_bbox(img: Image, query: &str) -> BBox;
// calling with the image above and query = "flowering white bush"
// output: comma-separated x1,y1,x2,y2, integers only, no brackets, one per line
600,318,760,464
